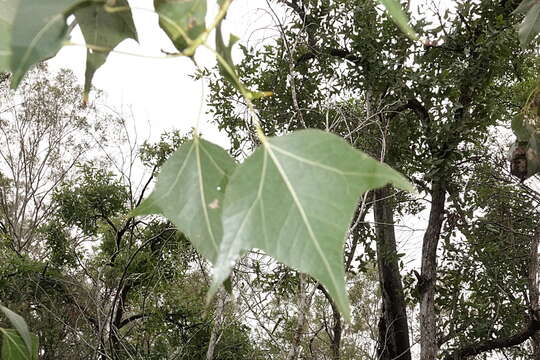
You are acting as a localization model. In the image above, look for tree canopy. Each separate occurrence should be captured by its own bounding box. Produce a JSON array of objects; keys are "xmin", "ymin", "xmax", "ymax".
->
[{"xmin": 2, "ymin": 0, "xmax": 540, "ymax": 359}]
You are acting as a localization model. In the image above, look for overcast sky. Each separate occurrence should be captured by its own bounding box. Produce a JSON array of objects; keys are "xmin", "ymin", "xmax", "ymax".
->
[{"xmin": 48, "ymin": 0, "xmax": 277, "ymax": 148}]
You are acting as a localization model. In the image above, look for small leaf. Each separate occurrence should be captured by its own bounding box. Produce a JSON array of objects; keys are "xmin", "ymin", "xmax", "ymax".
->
[
  {"xmin": 0, "ymin": 329, "xmax": 38, "ymax": 360},
  {"xmin": 517, "ymin": 2, "xmax": 540, "ymax": 46},
  {"xmin": 209, "ymin": 130, "xmax": 414, "ymax": 320},
  {"xmin": 215, "ymin": 21, "xmax": 240, "ymax": 87},
  {"xmin": 377, "ymin": 0, "xmax": 419, "ymax": 41},
  {"xmin": 75, "ymin": 0, "xmax": 138, "ymax": 98},
  {"xmin": 8, "ymin": 0, "xmax": 82, "ymax": 88},
  {"xmin": 154, "ymin": 0, "xmax": 207, "ymax": 54},
  {"xmin": 0, "ymin": 305, "xmax": 32, "ymax": 357},
  {"xmin": 133, "ymin": 137, "xmax": 236, "ymax": 263}
]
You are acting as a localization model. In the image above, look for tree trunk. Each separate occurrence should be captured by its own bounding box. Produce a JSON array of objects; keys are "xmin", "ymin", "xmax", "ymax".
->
[
  {"xmin": 286, "ymin": 274, "xmax": 313, "ymax": 360},
  {"xmin": 317, "ymin": 283, "xmax": 342, "ymax": 360},
  {"xmin": 373, "ymin": 185, "xmax": 412, "ymax": 360},
  {"xmin": 530, "ymin": 225, "xmax": 540, "ymax": 359},
  {"xmin": 206, "ymin": 291, "xmax": 227, "ymax": 360},
  {"xmin": 419, "ymin": 180, "xmax": 446, "ymax": 360}
]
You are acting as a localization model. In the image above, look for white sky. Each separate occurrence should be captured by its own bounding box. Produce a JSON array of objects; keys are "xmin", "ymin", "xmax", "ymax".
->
[{"xmin": 48, "ymin": 0, "xmax": 276, "ymax": 149}]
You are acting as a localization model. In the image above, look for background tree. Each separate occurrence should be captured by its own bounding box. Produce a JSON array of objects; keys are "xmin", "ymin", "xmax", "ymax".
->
[{"xmin": 207, "ymin": 0, "xmax": 540, "ymax": 358}]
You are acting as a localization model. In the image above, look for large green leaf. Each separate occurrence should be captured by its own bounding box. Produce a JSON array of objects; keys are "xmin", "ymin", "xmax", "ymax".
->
[
  {"xmin": 133, "ymin": 137, "xmax": 236, "ymax": 263},
  {"xmin": 154, "ymin": 0, "xmax": 207, "ymax": 54},
  {"xmin": 8, "ymin": 0, "xmax": 82, "ymax": 88},
  {"xmin": 515, "ymin": 0, "xmax": 540, "ymax": 46},
  {"xmin": 75, "ymin": 0, "xmax": 138, "ymax": 97},
  {"xmin": 0, "ymin": 329, "xmax": 38, "ymax": 360},
  {"xmin": 210, "ymin": 130, "xmax": 414, "ymax": 320},
  {"xmin": 0, "ymin": 305, "xmax": 32, "ymax": 357},
  {"xmin": 378, "ymin": 0, "xmax": 419, "ymax": 40}
]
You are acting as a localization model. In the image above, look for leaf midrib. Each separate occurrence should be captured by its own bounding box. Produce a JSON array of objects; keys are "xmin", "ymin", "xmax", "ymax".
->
[
  {"xmin": 264, "ymin": 142, "xmax": 339, "ymax": 292},
  {"xmin": 195, "ymin": 139, "xmax": 218, "ymax": 253}
]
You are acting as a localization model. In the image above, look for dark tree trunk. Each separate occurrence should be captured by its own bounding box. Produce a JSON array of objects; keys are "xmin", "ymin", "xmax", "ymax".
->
[
  {"xmin": 318, "ymin": 283, "xmax": 342, "ymax": 360},
  {"xmin": 530, "ymin": 226, "xmax": 540, "ymax": 359},
  {"xmin": 373, "ymin": 185, "xmax": 412, "ymax": 360},
  {"xmin": 419, "ymin": 179, "xmax": 446, "ymax": 360}
]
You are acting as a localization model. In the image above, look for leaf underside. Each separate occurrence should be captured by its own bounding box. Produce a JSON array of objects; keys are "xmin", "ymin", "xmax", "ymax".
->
[
  {"xmin": 75, "ymin": 0, "xmax": 138, "ymax": 96},
  {"xmin": 154, "ymin": 0, "xmax": 207, "ymax": 53},
  {"xmin": 133, "ymin": 137, "xmax": 236, "ymax": 263},
  {"xmin": 0, "ymin": 305, "xmax": 32, "ymax": 357},
  {"xmin": 210, "ymin": 129, "xmax": 414, "ymax": 321},
  {"xmin": 1, "ymin": 329, "xmax": 38, "ymax": 360},
  {"xmin": 7, "ymin": 0, "xmax": 77, "ymax": 88},
  {"xmin": 517, "ymin": 1, "xmax": 540, "ymax": 47}
]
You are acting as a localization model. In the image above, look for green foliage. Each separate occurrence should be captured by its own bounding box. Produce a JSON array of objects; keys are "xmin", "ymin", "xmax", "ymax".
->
[
  {"xmin": 215, "ymin": 21, "xmax": 241, "ymax": 91},
  {"xmin": 139, "ymin": 130, "xmax": 188, "ymax": 168},
  {"xmin": 39, "ymin": 223, "xmax": 77, "ymax": 268},
  {"xmin": 439, "ymin": 156, "xmax": 539, "ymax": 355},
  {"xmin": 6, "ymin": 0, "xmax": 539, "ymax": 357},
  {"xmin": 54, "ymin": 164, "xmax": 129, "ymax": 235}
]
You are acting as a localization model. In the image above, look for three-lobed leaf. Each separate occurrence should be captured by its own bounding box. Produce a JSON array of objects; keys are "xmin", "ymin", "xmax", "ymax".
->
[
  {"xmin": 133, "ymin": 137, "xmax": 236, "ymax": 263},
  {"xmin": 154, "ymin": 0, "xmax": 207, "ymax": 54},
  {"xmin": 75, "ymin": 0, "xmax": 138, "ymax": 98},
  {"xmin": 209, "ymin": 130, "xmax": 414, "ymax": 320}
]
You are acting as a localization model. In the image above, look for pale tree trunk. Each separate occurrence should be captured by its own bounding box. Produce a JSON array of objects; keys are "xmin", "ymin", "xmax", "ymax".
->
[
  {"xmin": 530, "ymin": 225, "xmax": 540, "ymax": 359},
  {"xmin": 374, "ymin": 186, "xmax": 412, "ymax": 360},
  {"xmin": 286, "ymin": 274, "xmax": 314, "ymax": 360},
  {"xmin": 419, "ymin": 180, "xmax": 446, "ymax": 360},
  {"xmin": 206, "ymin": 291, "xmax": 227, "ymax": 360}
]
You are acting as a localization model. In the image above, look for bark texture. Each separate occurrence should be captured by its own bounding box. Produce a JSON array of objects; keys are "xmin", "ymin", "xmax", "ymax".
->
[
  {"xmin": 419, "ymin": 180, "xmax": 446, "ymax": 360},
  {"xmin": 374, "ymin": 186, "xmax": 412, "ymax": 360},
  {"xmin": 286, "ymin": 274, "xmax": 313, "ymax": 360},
  {"xmin": 530, "ymin": 226, "xmax": 540, "ymax": 359},
  {"xmin": 206, "ymin": 291, "xmax": 227, "ymax": 360}
]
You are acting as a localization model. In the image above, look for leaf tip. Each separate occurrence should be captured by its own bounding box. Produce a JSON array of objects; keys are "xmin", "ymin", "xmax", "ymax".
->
[{"xmin": 130, "ymin": 196, "xmax": 159, "ymax": 217}]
